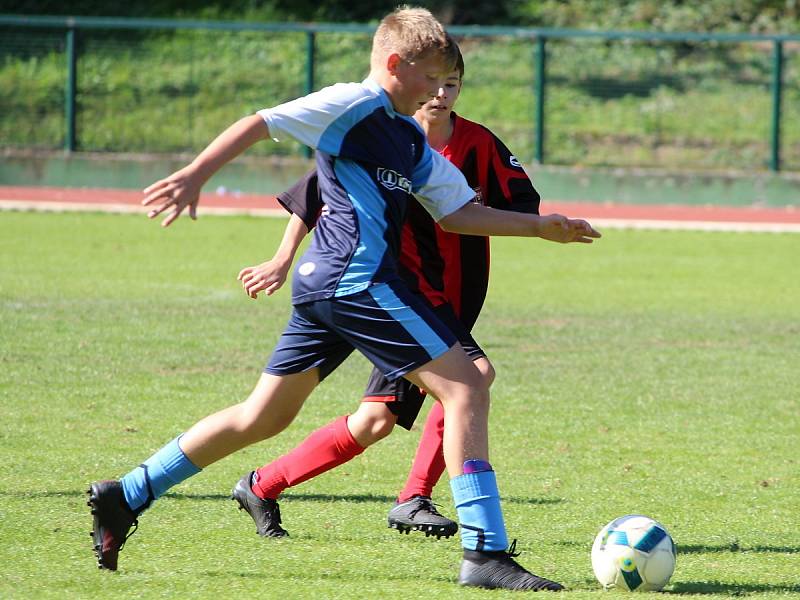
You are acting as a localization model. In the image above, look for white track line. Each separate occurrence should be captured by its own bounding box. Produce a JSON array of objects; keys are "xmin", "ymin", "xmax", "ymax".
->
[
  {"xmin": 0, "ymin": 200, "xmax": 285, "ymax": 218},
  {"xmin": 591, "ymin": 218, "xmax": 800, "ymax": 233}
]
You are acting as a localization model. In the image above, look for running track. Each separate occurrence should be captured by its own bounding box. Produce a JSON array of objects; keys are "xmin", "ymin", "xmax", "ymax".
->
[{"xmin": 2, "ymin": 185, "xmax": 799, "ymax": 233}]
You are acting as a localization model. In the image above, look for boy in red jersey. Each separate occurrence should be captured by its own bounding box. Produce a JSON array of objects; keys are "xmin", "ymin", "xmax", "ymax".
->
[{"xmin": 237, "ymin": 48, "xmax": 553, "ymax": 545}]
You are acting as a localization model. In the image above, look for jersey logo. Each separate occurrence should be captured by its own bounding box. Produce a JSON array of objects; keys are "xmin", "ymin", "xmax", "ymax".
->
[
  {"xmin": 298, "ymin": 262, "xmax": 316, "ymax": 276},
  {"xmin": 376, "ymin": 168, "xmax": 412, "ymax": 194},
  {"xmin": 509, "ymin": 155, "xmax": 522, "ymax": 168}
]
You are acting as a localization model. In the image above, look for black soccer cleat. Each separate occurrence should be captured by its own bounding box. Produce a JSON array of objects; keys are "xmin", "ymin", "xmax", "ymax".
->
[
  {"xmin": 458, "ymin": 540, "xmax": 564, "ymax": 591},
  {"xmin": 231, "ymin": 472, "xmax": 288, "ymax": 538},
  {"xmin": 387, "ymin": 495, "xmax": 458, "ymax": 539},
  {"xmin": 86, "ymin": 480, "xmax": 139, "ymax": 571}
]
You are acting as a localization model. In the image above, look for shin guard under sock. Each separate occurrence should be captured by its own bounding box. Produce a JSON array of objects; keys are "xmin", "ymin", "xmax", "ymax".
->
[
  {"xmin": 252, "ymin": 415, "xmax": 365, "ymax": 499},
  {"xmin": 450, "ymin": 463, "xmax": 509, "ymax": 552},
  {"xmin": 120, "ymin": 435, "xmax": 201, "ymax": 513}
]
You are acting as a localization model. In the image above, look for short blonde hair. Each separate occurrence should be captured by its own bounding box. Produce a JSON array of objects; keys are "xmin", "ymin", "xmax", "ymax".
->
[{"xmin": 371, "ymin": 6, "xmax": 459, "ymax": 71}]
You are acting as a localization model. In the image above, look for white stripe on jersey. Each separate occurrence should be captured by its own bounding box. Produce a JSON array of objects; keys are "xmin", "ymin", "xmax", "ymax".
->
[{"xmin": 413, "ymin": 150, "xmax": 475, "ymax": 222}]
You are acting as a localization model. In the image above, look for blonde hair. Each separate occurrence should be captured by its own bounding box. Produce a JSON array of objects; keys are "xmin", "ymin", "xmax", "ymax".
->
[{"xmin": 371, "ymin": 6, "xmax": 458, "ymax": 71}]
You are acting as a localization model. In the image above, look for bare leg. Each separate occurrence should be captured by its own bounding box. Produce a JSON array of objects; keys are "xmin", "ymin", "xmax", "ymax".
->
[
  {"xmin": 405, "ymin": 344, "xmax": 489, "ymax": 478},
  {"xmin": 398, "ymin": 356, "xmax": 495, "ymax": 499},
  {"xmin": 347, "ymin": 401, "xmax": 398, "ymax": 447},
  {"xmin": 180, "ymin": 370, "xmax": 319, "ymax": 467}
]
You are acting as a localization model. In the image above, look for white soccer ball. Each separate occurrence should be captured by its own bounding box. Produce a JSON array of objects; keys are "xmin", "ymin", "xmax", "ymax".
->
[{"xmin": 591, "ymin": 515, "xmax": 676, "ymax": 591}]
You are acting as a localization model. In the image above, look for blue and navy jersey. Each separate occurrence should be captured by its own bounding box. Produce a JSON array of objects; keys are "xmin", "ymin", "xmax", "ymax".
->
[{"xmin": 259, "ymin": 79, "xmax": 474, "ymax": 304}]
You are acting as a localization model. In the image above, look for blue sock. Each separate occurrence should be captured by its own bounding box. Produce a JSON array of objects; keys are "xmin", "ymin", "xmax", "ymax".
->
[
  {"xmin": 120, "ymin": 436, "xmax": 201, "ymax": 513},
  {"xmin": 450, "ymin": 463, "xmax": 509, "ymax": 552}
]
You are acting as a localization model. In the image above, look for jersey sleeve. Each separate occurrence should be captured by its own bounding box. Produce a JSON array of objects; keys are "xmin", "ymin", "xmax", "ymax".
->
[
  {"xmin": 485, "ymin": 131, "xmax": 540, "ymax": 215},
  {"xmin": 258, "ymin": 82, "xmax": 379, "ymax": 156},
  {"xmin": 276, "ymin": 170, "xmax": 323, "ymax": 231},
  {"xmin": 411, "ymin": 148, "xmax": 474, "ymax": 222}
]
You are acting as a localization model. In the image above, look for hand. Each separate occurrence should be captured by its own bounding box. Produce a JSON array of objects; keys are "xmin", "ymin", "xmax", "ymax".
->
[
  {"xmin": 538, "ymin": 214, "xmax": 601, "ymax": 244},
  {"xmin": 238, "ymin": 258, "xmax": 292, "ymax": 299},
  {"xmin": 142, "ymin": 166, "xmax": 202, "ymax": 227}
]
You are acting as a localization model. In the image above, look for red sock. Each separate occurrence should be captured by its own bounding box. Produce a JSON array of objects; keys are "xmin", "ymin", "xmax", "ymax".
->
[
  {"xmin": 252, "ymin": 415, "xmax": 365, "ymax": 499},
  {"xmin": 397, "ymin": 400, "xmax": 446, "ymax": 502}
]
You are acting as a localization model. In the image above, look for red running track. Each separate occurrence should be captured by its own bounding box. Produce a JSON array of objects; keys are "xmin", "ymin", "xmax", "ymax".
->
[{"xmin": 1, "ymin": 185, "xmax": 798, "ymax": 232}]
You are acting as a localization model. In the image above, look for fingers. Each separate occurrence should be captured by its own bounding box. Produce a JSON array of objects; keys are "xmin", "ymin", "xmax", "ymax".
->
[
  {"xmin": 142, "ymin": 173, "xmax": 200, "ymax": 227},
  {"xmin": 142, "ymin": 183, "xmax": 179, "ymax": 221},
  {"xmin": 567, "ymin": 219, "xmax": 602, "ymax": 240},
  {"xmin": 143, "ymin": 193, "xmax": 196, "ymax": 227},
  {"xmin": 239, "ymin": 267, "xmax": 283, "ymax": 300},
  {"xmin": 264, "ymin": 280, "xmax": 284, "ymax": 295},
  {"xmin": 141, "ymin": 179, "xmax": 174, "ymax": 207},
  {"xmin": 142, "ymin": 178, "xmax": 170, "ymax": 199},
  {"xmin": 161, "ymin": 206, "xmax": 184, "ymax": 228}
]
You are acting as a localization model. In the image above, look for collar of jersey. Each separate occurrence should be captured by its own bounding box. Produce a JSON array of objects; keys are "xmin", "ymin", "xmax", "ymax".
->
[{"xmin": 363, "ymin": 78, "xmax": 397, "ymax": 119}]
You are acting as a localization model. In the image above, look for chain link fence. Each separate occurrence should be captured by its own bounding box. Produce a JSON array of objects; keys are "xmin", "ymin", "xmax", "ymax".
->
[{"xmin": 1, "ymin": 16, "xmax": 797, "ymax": 172}]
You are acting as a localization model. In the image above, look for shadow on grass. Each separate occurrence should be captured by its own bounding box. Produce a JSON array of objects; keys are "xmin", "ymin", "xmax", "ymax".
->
[
  {"xmin": 171, "ymin": 492, "xmax": 563, "ymax": 505},
  {"xmin": 555, "ymin": 540, "xmax": 800, "ymax": 555},
  {"xmin": 670, "ymin": 581, "xmax": 800, "ymax": 594},
  {"xmin": 677, "ymin": 543, "xmax": 800, "ymax": 554},
  {"xmin": 197, "ymin": 569, "xmax": 455, "ymax": 584},
  {"xmin": 9, "ymin": 489, "xmax": 563, "ymax": 507}
]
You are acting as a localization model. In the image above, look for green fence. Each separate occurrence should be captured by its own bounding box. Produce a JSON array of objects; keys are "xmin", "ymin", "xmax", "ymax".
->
[{"xmin": 1, "ymin": 15, "xmax": 798, "ymax": 172}]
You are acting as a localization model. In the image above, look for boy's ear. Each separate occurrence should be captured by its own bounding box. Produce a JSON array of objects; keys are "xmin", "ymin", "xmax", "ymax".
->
[{"xmin": 386, "ymin": 53, "xmax": 403, "ymax": 76}]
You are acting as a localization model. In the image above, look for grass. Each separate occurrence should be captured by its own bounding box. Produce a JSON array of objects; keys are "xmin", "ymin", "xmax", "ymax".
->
[{"xmin": 0, "ymin": 211, "xmax": 799, "ymax": 598}]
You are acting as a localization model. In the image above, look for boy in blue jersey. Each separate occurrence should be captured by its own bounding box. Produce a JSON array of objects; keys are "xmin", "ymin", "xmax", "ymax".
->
[{"xmin": 87, "ymin": 7, "xmax": 599, "ymax": 590}]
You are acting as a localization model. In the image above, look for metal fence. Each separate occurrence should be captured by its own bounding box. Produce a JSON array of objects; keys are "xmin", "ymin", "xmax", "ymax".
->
[{"xmin": 1, "ymin": 15, "xmax": 798, "ymax": 172}]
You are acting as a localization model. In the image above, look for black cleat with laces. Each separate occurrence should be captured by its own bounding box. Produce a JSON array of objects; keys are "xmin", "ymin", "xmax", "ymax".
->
[
  {"xmin": 231, "ymin": 472, "xmax": 288, "ymax": 538},
  {"xmin": 387, "ymin": 495, "xmax": 458, "ymax": 539},
  {"xmin": 86, "ymin": 480, "xmax": 139, "ymax": 571},
  {"xmin": 459, "ymin": 540, "xmax": 564, "ymax": 591}
]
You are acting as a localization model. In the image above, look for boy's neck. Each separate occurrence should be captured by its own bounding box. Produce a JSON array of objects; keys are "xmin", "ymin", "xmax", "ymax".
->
[
  {"xmin": 369, "ymin": 69, "xmax": 410, "ymax": 117},
  {"xmin": 418, "ymin": 113, "xmax": 454, "ymax": 152}
]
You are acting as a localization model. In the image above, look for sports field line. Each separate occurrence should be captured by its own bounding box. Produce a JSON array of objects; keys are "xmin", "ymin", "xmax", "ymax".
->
[
  {"xmin": 586, "ymin": 219, "xmax": 800, "ymax": 233},
  {"xmin": 1, "ymin": 185, "xmax": 799, "ymax": 233}
]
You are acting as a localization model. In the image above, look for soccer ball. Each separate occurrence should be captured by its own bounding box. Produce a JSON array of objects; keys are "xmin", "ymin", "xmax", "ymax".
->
[{"xmin": 591, "ymin": 515, "xmax": 676, "ymax": 591}]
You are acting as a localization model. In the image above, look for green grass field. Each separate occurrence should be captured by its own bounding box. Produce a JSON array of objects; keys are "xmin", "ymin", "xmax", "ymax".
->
[{"xmin": 1, "ymin": 211, "xmax": 798, "ymax": 598}]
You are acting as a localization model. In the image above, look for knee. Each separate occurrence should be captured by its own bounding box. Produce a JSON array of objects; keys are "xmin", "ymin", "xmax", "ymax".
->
[
  {"xmin": 471, "ymin": 356, "xmax": 496, "ymax": 390},
  {"xmin": 349, "ymin": 405, "xmax": 397, "ymax": 447},
  {"xmin": 456, "ymin": 376, "xmax": 492, "ymax": 413},
  {"xmin": 366, "ymin": 414, "xmax": 396, "ymax": 443},
  {"xmin": 479, "ymin": 363, "xmax": 496, "ymax": 389}
]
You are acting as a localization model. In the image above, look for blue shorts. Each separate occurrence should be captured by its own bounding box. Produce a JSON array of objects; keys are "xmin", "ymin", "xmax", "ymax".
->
[
  {"xmin": 265, "ymin": 281, "xmax": 458, "ymax": 381},
  {"xmin": 362, "ymin": 302, "xmax": 486, "ymax": 430}
]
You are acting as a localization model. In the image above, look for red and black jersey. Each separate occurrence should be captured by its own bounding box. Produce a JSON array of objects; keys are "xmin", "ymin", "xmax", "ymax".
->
[
  {"xmin": 277, "ymin": 112, "xmax": 539, "ymax": 331},
  {"xmin": 399, "ymin": 113, "xmax": 539, "ymax": 330}
]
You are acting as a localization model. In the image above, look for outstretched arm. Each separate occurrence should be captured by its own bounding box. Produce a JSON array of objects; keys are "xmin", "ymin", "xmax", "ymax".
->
[
  {"xmin": 238, "ymin": 213, "xmax": 309, "ymax": 299},
  {"xmin": 142, "ymin": 114, "xmax": 270, "ymax": 227},
  {"xmin": 438, "ymin": 201, "xmax": 601, "ymax": 243}
]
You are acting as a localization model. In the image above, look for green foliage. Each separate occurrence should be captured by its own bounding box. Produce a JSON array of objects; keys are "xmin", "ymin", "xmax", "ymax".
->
[
  {"xmin": 1, "ymin": 10, "xmax": 799, "ymax": 169},
  {"xmin": 4, "ymin": 0, "xmax": 800, "ymax": 31},
  {"xmin": 514, "ymin": 0, "xmax": 800, "ymax": 34},
  {"xmin": 1, "ymin": 211, "xmax": 799, "ymax": 597}
]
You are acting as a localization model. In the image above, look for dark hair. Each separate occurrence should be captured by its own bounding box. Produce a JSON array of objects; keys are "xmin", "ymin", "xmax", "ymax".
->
[{"xmin": 454, "ymin": 40, "xmax": 464, "ymax": 79}]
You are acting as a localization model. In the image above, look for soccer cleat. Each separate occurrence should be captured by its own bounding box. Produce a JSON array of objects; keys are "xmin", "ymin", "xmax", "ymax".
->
[
  {"xmin": 458, "ymin": 540, "xmax": 564, "ymax": 591},
  {"xmin": 231, "ymin": 472, "xmax": 288, "ymax": 538},
  {"xmin": 86, "ymin": 480, "xmax": 139, "ymax": 571},
  {"xmin": 387, "ymin": 495, "xmax": 458, "ymax": 539}
]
